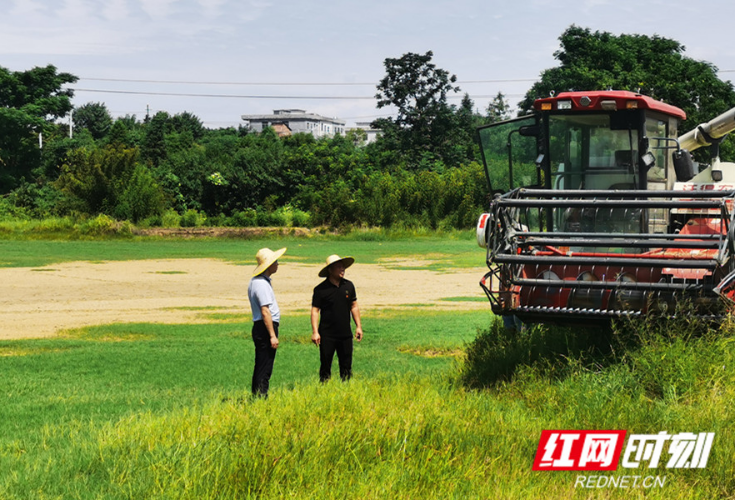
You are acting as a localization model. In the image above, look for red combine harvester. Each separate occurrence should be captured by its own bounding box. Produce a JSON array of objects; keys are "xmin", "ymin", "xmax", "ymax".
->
[{"xmin": 476, "ymin": 91, "xmax": 735, "ymax": 325}]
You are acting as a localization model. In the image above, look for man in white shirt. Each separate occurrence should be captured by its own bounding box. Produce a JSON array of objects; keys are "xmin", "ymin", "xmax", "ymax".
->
[{"xmin": 248, "ymin": 247, "xmax": 286, "ymax": 397}]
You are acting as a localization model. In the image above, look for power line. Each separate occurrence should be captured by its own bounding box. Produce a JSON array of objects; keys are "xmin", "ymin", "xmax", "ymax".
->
[
  {"xmin": 73, "ymin": 88, "xmax": 376, "ymax": 99},
  {"xmin": 81, "ymin": 77, "xmax": 375, "ymax": 86},
  {"xmin": 78, "ymin": 77, "xmax": 539, "ymax": 86},
  {"xmin": 72, "ymin": 88, "xmax": 525, "ymax": 100},
  {"xmin": 77, "ymin": 70, "xmax": 735, "ymax": 87}
]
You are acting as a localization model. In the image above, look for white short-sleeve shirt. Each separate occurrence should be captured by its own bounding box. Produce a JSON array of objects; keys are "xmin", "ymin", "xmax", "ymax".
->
[{"xmin": 248, "ymin": 275, "xmax": 280, "ymax": 323}]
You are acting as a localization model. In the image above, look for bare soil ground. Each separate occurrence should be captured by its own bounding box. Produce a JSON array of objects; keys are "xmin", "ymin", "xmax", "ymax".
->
[{"xmin": 0, "ymin": 259, "xmax": 489, "ymax": 339}]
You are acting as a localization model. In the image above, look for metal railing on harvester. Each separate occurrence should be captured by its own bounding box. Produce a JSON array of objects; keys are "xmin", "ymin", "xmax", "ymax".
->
[{"xmin": 480, "ymin": 188, "xmax": 735, "ymax": 321}]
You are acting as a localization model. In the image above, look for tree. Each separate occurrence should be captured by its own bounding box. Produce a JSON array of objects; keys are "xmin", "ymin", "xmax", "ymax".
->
[
  {"xmin": 115, "ymin": 164, "xmax": 166, "ymax": 222},
  {"xmin": 142, "ymin": 111, "xmax": 171, "ymax": 167},
  {"xmin": 374, "ymin": 51, "xmax": 461, "ymax": 167},
  {"xmin": 486, "ymin": 92, "xmax": 512, "ymax": 123},
  {"xmin": 170, "ymin": 112, "xmax": 204, "ymax": 140},
  {"xmin": 56, "ymin": 144, "xmax": 139, "ymax": 214},
  {"xmin": 0, "ymin": 65, "xmax": 77, "ymax": 191},
  {"xmin": 519, "ymin": 26, "xmax": 735, "ymax": 133},
  {"xmin": 73, "ymin": 102, "xmax": 113, "ymax": 140}
]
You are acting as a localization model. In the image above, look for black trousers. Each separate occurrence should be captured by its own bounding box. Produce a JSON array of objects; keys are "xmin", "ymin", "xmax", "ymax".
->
[
  {"xmin": 319, "ymin": 336, "xmax": 353, "ymax": 382},
  {"xmin": 251, "ymin": 320, "xmax": 279, "ymax": 397}
]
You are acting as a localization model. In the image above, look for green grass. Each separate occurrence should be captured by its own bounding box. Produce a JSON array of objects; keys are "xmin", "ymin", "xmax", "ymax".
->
[
  {"xmin": 0, "ymin": 236, "xmax": 733, "ymax": 498},
  {"xmin": 0, "ymin": 235, "xmax": 479, "ymax": 269},
  {"xmin": 1, "ymin": 310, "xmax": 733, "ymax": 498},
  {"xmin": 441, "ymin": 296, "xmax": 487, "ymax": 302}
]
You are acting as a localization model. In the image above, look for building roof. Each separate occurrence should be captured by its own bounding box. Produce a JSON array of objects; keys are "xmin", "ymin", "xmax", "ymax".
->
[
  {"xmin": 354, "ymin": 121, "xmax": 380, "ymax": 130},
  {"xmin": 241, "ymin": 109, "xmax": 345, "ymax": 125}
]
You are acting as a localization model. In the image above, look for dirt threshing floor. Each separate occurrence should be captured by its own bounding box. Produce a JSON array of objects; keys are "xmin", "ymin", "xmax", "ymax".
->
[{"xmin": 0, "ymin": 259, "xmax": 489, "ymax": 340}]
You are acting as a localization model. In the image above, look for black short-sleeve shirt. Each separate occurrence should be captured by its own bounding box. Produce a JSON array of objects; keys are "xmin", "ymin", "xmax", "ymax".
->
[{"xmin": 311, "ymin": 278, "xmax": 357, "ymax": 339}]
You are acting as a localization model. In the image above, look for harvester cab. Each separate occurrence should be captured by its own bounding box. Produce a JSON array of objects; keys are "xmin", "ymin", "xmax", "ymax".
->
[{"xmin": 477, "ymin": 91, "xmax": 735, "ymax": 325}]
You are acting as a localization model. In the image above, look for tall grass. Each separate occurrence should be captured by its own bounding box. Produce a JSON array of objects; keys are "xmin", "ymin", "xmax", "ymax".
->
[
  {"xmin": 3, "ymin": 366, "xmax": 731, "ymax": 498},
  {"xmin": 456, "ymin": 313, "xmax": 735, "ymax": 498},
  {"xmin": 0, "ymin": 214, "xmax": 137, "ymax": 239},
  {"xmin": 1, "ymin": 309, "xmax": 733, "ymax": 497}
]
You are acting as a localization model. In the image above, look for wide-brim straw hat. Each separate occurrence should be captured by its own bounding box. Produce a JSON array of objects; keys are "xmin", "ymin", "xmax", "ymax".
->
[
  {"xmin": 252, "ymin": 247, "xmax": 287, "ymax": 276},
  {"xmin": 319, "ymin": 254, "xmax": 355, "ymax": 278}
]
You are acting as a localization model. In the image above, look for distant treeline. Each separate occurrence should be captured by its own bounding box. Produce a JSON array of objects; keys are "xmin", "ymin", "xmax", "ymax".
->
[
  {"xmin": 0, "ymin": 54, "xmax": 512, "ymax": 230},
  {"xmin": 1, "ymin": 107, "xmax": 491, "ymax": 230},
  {"xmin": 12, "ymin": 24, "xmax": 726, "ymax": 231}
]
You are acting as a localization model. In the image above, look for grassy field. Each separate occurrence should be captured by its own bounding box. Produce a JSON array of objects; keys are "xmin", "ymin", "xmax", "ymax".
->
[
  {"xmin": 0, "ymin": 237, "xmax": 733, "ymax": 499},
  {"xmin": 0, "ymin": 231, "xmax": 479, "ymax": 269}
]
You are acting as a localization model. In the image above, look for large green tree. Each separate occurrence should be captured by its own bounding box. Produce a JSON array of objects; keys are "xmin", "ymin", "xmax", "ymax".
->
[
  {"xmin": 520, "ymin": 26, "xmax": 735, "ymax": 137},
  {"xmin": 373, "ymin": 51, "xmax": 463, "ymax": 168},
  {"xmin": 0, "ymin": 65, "xmax": 77, "ymax": 191},
  {"xmin": 73, "ymin": 102, "xmax": 113, "ymax": 141}
]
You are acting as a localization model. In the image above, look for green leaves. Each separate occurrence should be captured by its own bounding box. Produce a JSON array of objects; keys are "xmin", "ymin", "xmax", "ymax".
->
[
  {"xmin": 374, "ymin": 51, "xmax": 470, "ymax": 169},
  {"xmin": 0, "ymin": 65, "xmax": 78, "ymax": 190},
  {"xmin": 519, "ymin": 25, "xmax": 735, "ymax": 162},
  {"xmin": 522, "ymin": 26, "xmax": 735, "ymax": 125},
  {"xmin": 73, "ymin": 102, "xmax": 113, "ymax": 141}
]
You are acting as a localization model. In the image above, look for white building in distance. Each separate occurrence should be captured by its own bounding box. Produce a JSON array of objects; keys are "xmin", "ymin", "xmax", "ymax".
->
[
  {"xmin": 351, "ymin": 121, "xmax": 381, "ymax": 145},
  {"xmin": 241, "ymin": 109, "xmax": 346, "ymax": 138}
]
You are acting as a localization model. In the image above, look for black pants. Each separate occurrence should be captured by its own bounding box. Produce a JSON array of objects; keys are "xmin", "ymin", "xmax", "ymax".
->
[
  {"xmin": 319, "ymin": 337, "xmax": 353, "ymax": 382},
  {"xmin": 251, "ymin": 320, "xmax": 278, "ymax": 397}
]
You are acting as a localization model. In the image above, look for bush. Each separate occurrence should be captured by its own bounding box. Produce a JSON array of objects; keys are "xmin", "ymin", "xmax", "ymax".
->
[
  {"xmin": 0, "ymin": 196, "xmax": 30, "ymax": 220},
  {"xmin": 180, "ymin": 209, "xmax": 206, "ymax": 227},
  {"xmin": 291, "ymin": 208, "xmax": 311, "ymax": 227},
  {"xmin": 229, "ymin": 208, "xmax": 257, "ymax": 227},
  {"xmin": 78, "ymin": 214, "xmax": 133, "ymax": 237},
  {"xmin": 257, "ymin": 208, "xmax": 287, "ymax": 227},
  {"xmin": 161, "ymin": 209, "xmax": 181, "ymax": 227},
  {"xmin": 114, "ymin": 165, "xmax": 166, "ymax": 223},
  {"xmin": 78, "ymin": 214, "xmax": 118, "ymax": 235},
  {"xmin": 139, "ymin": 215, "xmax": 162, "ymax": 228},
  {"xmin": 6, "ymin": 182, "xmax": 67, "ymax": 219}
]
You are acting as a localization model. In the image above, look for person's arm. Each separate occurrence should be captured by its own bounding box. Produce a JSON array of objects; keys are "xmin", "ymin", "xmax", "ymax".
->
[
  {"xmin": 310, "ymin": 306, "xmax": 321, "ymax": 346},
  {"xmin": 351, "ymin": 300, "xmax": 362, "ymax": 341},
  {"xmin": 261, "ymin": 305, "xmax": 279, "ymax": 349}
]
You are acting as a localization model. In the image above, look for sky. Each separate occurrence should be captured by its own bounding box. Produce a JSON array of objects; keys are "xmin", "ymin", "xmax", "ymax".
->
[{"xmin": 3, "ymin": 0, "xmax": 735, "ymax": 129}]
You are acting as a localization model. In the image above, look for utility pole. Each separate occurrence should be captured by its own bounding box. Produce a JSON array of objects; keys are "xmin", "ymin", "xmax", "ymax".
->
[{"xmin": 69, "ymin": 109, "xmax": 73, "ymax": 138}]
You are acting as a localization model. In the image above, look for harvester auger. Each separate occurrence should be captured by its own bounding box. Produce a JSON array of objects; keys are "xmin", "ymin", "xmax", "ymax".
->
[{"xmin": 476, "ymin": 91, "xmax": 735, "ymax": 325}]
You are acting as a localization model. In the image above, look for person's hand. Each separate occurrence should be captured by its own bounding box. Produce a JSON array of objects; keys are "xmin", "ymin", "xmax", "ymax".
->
[
  {"xmin": 355, "ymin": 327, "xmax": 363, "ymax": 342},
  {"xmin": 270, "ymin": 335, "xmax": 279, "ymax": 349},
  {"xmin": 311, "ymin": 332, "xmax": 321, "ymax": 346}
]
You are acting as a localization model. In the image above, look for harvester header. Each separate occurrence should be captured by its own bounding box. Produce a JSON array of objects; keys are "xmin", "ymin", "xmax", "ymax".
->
[{"xmin": 476, "ymin": 90, "xmax": 735, "ymax": 325}]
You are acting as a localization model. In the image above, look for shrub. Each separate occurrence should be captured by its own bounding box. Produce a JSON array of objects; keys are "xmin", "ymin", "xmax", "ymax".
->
[
  {"xmin": 257, "ymin": 208, "xmax": 287, "ymax": 227},
  {"xmin": 180, "ymin": 209, "xmax": 206, "ymax": 227},
  {"xmin": 161, "ymin": 209, "xmax": 181, "ymax": 228},
  {"xmin": 291, "ymin": 208, "xmax": 311, "ymax": 227},
  {"xmin": 77, "ymin": 214, "xmax": 132, "ymax": 237},
  {"xmin": 139, "ymin": 215, "xmax": 162, "ymax": 228},
  {"xmin": 0, "ymin": 196, "xmax": 30, "ymax": 220},
  {"xmin": 229, "ymin": 208, "xmax": 257, "ymax": 227},
  {"xmin": 114, "ymin": 165, "xmax": 166, "ymax": 223}
]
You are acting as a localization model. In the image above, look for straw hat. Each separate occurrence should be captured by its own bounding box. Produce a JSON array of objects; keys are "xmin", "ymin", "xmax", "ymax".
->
[
  {"xmin": 319, "ymin": 254, "xmax": 355, "ymax": 278},
  {"xmin": 252, "ymin": 247, "xmax": 287, "ymax": 276}
]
